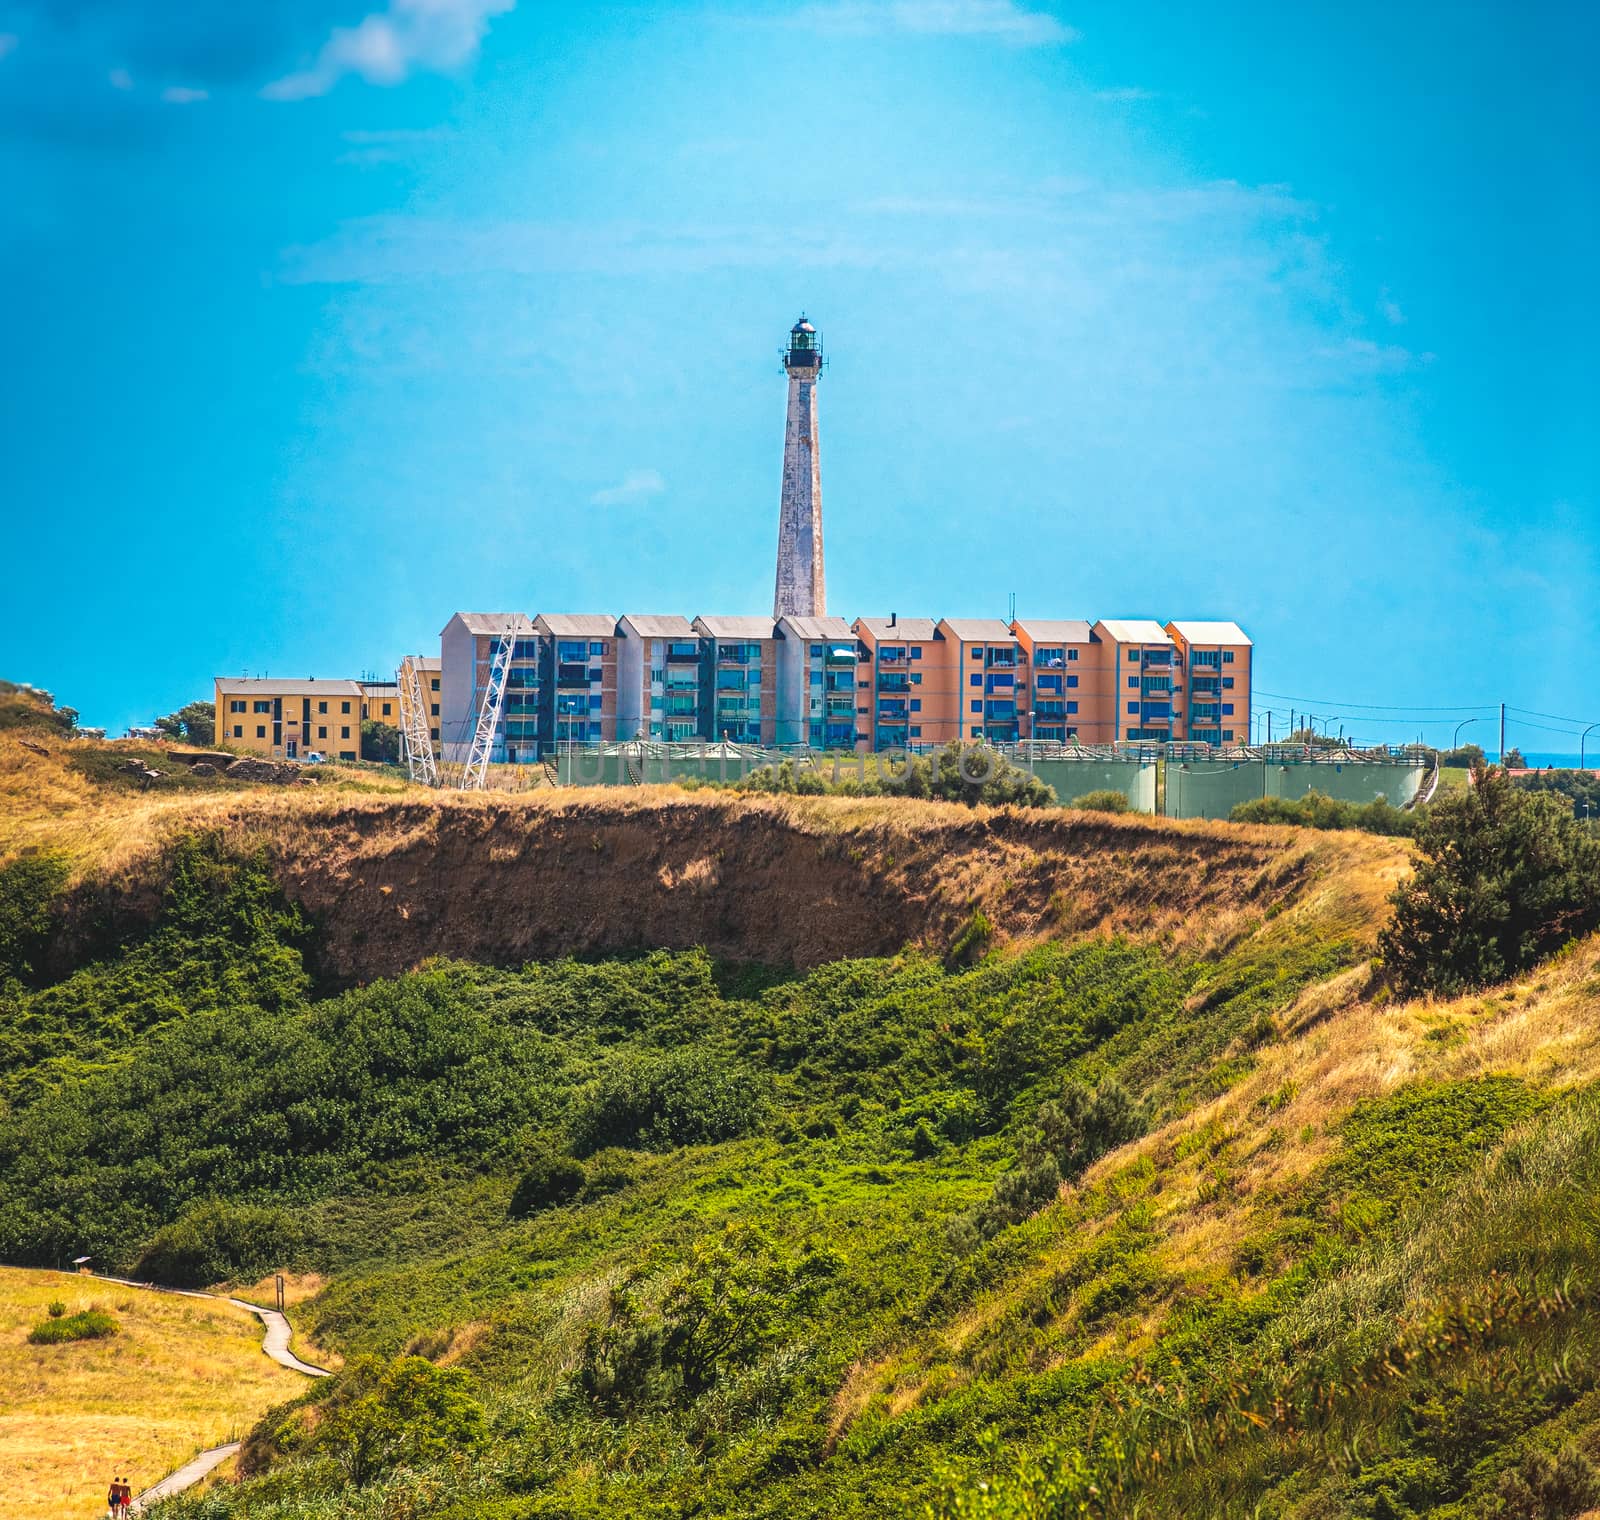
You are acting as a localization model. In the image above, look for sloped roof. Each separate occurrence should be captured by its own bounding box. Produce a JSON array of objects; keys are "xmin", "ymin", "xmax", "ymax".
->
[
  {"xmin": 777, "ymin": 615, "xmax": 855, "ymax": 640},
  {"xmin": 442, "ymin": 612, "xmax": 536, "ymax": 637},
  {"xmin": 535, "ymin": 613, "xmax": 618, "ymax": 638},
  {"xmin": 1095, "ymin": 618, "xmax": 1173, "ymax": 645},
  {"xmin": 939, "ymin": 617, "xmax": 1015, "ymax": 643},
  {"xmin": 693, "ymin": 615, "xmax": 776, "ymax": 639},
  {"xmin": 1166, "ymin": 620, "xmax": 1252, "ymax": 646},
  {"xmin": 215, "ymin": 677, "xmax": 362, "ymax": 696},
  {"xmin": 1011, "ymin": 618, "xmax": 1093, "ymax": 644},
  {"xmin": 853, "ymin": 616, "xmax": 938, "ymax": 642},
  {"xmin": 618, "ymin": 613, "xmax": 695, "ymax": 639}
]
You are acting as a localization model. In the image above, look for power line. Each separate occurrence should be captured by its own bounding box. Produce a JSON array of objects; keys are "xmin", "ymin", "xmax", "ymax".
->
[{"xmin": 1254, "ymin": 688, "xmax": 1496, "ymax": 713}]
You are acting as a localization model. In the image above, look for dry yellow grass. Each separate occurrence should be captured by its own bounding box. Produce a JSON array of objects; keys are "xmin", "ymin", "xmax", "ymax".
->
[{"xmin": 0, "ymin": 1268, "xmax": 304, "ymax": 1519}]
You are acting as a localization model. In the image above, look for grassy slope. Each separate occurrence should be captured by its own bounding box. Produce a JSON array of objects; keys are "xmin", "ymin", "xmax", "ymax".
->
[
  {"xmin": 13, "ymin": 721, "xmax": 1600, "ymax": 1515},
  {"xmin": 0, "ymin": 1267, "xmax": 303, "ymax": 1519}
]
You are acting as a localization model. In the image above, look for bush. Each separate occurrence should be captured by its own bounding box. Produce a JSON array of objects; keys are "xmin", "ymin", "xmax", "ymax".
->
[
  {"xmin": 1071, "ymin": 790, "xmax": 1130, "ymax": 814},
  {"xmin": 1379, "ymin": 765, "xmax": 1600, "ymax": 995},
  {"xmin": 953, "ymin": 1077, "xmax": 1146, "ymax": 1246},
  {"xmin": 311, "ymin": 1355, "xmax": 488, "ymax": 1485},
  {"xmin": 570, "ymin": 1048, "xmax": 769, "ymax": 1155},
  {"xmin": 135, "ymin": 1198, "xmax": 302, "ymax": 1288},
  {"xmin": 1495, "ymin": 1442, "xmax": 1600, "ymax": 1519},
  {"xmin": 509, "ymin": 1149, "xmax": 586, "ymax": 1217},
  {"xmin": 47, "ymin": 1299, "xmax": 65, "ymax": 1318},
  {"xmin": 1230, "ymin": 789, "xmax": 1418, "ymax": 837},
  {"xmin": 29, "ymin": 1307, "xmax": 118, "ymax": 1344}
]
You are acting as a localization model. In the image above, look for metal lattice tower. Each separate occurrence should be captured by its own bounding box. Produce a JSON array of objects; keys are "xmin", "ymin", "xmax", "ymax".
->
[
  {"xmin": 396, "ymin": 655, "xmax": 439, "ymax": 787},
  {"xmin": 773, "ymin": 315, "xmax": 826, "ymax": 619},
  {"xmin": 460, "ymin": 619, "xmax": 518, "ymax": 792}
]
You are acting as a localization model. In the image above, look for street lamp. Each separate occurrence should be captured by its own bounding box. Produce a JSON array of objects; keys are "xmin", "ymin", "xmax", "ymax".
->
[
  {"xmin": 1582, "ymin": 721, "xmax": 1599, "ymax": 771},
  {"xmin": 1452, "ymin": 717, "xmax": 1477, "ymax": 754}
]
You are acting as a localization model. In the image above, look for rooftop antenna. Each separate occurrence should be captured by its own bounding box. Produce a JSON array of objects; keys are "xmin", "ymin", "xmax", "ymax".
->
[{"xmin": 1008, "ymin": 591, "xmax": 1016, "ymax": 623}]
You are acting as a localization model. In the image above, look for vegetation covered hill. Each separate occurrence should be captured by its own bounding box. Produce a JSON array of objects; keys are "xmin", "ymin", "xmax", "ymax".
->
[{"xmin": 3, "ymin": 725, "xmax": 1600, "ymax": 1517}]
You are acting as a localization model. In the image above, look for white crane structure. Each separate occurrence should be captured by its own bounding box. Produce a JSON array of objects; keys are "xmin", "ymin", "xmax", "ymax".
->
[
  {"xmin": 459, "ymin": 618, "xmax": 519, "ymax": 791},
  {"xmin": 396, "ymin": 654, "xmax": 439, "ymax": 787}
]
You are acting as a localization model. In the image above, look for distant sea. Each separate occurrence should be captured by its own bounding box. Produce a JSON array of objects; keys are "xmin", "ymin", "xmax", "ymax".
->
[{"xmin": 1514, "ymin": 753, "xmax": 1594, "ymax": 770}]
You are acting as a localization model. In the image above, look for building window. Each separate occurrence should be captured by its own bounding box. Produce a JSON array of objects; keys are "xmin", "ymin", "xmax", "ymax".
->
[
  {"xmin": 1068, "ymin": 649, "xmax": 1079, "ymax": 661},
  {"xmin": 318, "ymin": 726, "xmax": 327, "ymax": 739},
  {"xmin": 341, "ymin": 701, "xmax": 351, "ymax": 713},
  {"xmin": 1127, "ymin": 702, "xmax": 1138, "ymax": 714},
  {"xmin": 256, "ymin": 725, "xmax": 266, "ymax": 738},
  {"xmin": 1223, "ymin": 677, "xmax": 1234, "ymax": 689},
  {"xmin": 254, "ymin": 700, "xmax": 272, "ymax": 713},
  {"xmin": 1222, "ymin": 704, "xmax": 1234, "ymax": 715},
  {"xmin": 590, "ymin": 641, "xmax": 606, "ymax": 656},
  {"xmin": 382, "ymin": 703, "xmax": 392, "ymax": 717},
  {"xmin": 911, "ymin": 647, "xmax": 922, "ymax": 659},
  {"xmin": 909, "ymin": 725, "xmax": 921, "ymax": 738},
  {"xmin": 910, "ymin": 699, "xmax": 921, "ymax": 712},
  {"xmin": 970, "ymin": 673, "xmax": 982, "ymax": 687},
  {"xmin": 910, "ymin": 672, "xmax": 921, "ymax": 684},
  {"xmin": 1067, "ymin": 675, "xmax": 1078, "ymax": 688},
  {"xmin": 1128, "ymin": 676, "xmax": 1139, "ymax": 689},
  {"xmin": 1066, "ymin": 701, "xmax": 1078, "ymax": 714},
  {"xmin": 318, "ymin": 701, "xmax": 327, "ymax": 713},
  {"xmin": 431, "ymin": 678, "xmax": 440, "ymax": 691},
  {"xmin": 971, "ymin": 700, "xmax": 982, "ymax": 714},
  {"xmin": 1127, "ymin": 650, "xmax": 1140, "ymax": 663},
  {"xmin": 1223, "ymin": 651, "xmax": 1235, "ymax": 663},
  {"xmin": 431, "ymin": 703, "xmax": 439, "ymax": 716},
  {"xmin": 341, "ymin": 726, "xmax": 350, "ymax": 739},
  {"xmin": 229, "ymin": 700, "xmax": 245, "ymax": 713},
  {"xmin": 233, "ymin": 725, "xmax": 242, "ymax": 738},
  {"xmin": 1223, "ymin": 729, "xmax": 1235, "ymax": 741},
  {"xmin": 970, "ymin": 648, "xmax": 982, "ymax": 660},
  {"xmin": 970, "ymin": 726, "xmax": 982, "ymax": 737}
]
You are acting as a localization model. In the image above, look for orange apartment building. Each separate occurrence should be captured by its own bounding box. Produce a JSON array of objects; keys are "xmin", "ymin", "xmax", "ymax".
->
[
  {"xmin": 1165, "ymin": 620, "xmax": 1251, "ymax": 744},
  {"xmin": 850, "ymin": 616, "xmax": 1253, "ymax": 750}
]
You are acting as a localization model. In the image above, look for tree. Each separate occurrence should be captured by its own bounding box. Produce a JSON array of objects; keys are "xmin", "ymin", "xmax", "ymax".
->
[
  {"xmin": 360, "ymin": 719, "xmax": 400, "ymax": 763},
  {"xmin": 1440, "ymin": 742, "xmax": 1486, "ymax": 768},
  {"xmin": 1503, "ymin": 746, "xmax": 1527, "ymax": 769},
  {"xmin": 155, "ymin": 700, "xmax": 214, "ymax": 746},
  {"xmin": 1378, "ymin": 764, "xmax": 1600, "ymax": 996}
]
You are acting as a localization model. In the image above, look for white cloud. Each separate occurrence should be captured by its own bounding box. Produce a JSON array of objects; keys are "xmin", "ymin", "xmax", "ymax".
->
[
  {"xmin": 1379, "ymin": 290, "xmax": 1406, "ymax": 325},
  {"xmin": 0, "ymin": 33, "xmax": 18, "ymax": 61},
  {"xmin": 161, "ymin": 85, "xmax": 209, "ymax": 104},
  {"xmin": 263, "ymin": 0, "xmax": 514, "ymax": 102},
  {"xmin": 1094, "ymin": 86, "xmax": 1154, "ymax": 102},
  {"xmin": 108, "ymin": 66, "xmax": 134, "ymax": 90},
  {"xmin": 790, "ymin": 0, "xmax": 1075, "ymax": 46},
  {"xmin": 590, "ymin": 469, "xmax": 666, "ymax": 507}
]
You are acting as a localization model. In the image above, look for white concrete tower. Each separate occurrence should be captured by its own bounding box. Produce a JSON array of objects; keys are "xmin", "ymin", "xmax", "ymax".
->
[{"xmin": 773, "ymin": 315, "xmax": 826, "ymax": 618}]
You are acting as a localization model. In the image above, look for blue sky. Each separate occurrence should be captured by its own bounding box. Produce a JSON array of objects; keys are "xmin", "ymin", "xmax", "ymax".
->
[{"xmin": 1, "ymin": 0, "xmax": 1595, "ymax": 753}]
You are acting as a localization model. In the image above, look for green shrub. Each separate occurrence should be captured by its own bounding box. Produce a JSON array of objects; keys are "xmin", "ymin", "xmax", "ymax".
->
[
  {"xmin": 46, "ymin": 1299, "xmax": 65, "ymax": 1318},
  {"xmin": 1071, "ymin": 789, "xmax": 1131, "ymax": 814},
  {"xmin": 1495, "ymin": 1442, "xmax": 1600, "ymax": 1519},
  {"xmin": 309, "ymin": 1356, "xmax": 488, "ymax": 1485},
  {"xmin": 946, "ymin": 908, "xmax": 994, "ymax": 969},
  {"xmin": 1231, "ymin": 789, "xmax": 1418, "ymax": 837},
  {"xmin": 1379, "ymin": 766, "xmax": 1600, "ymax": 995},
  {"xmin": 135, "ymin": 1198, "xmax": 302, "ymax": 1288},
  {"xmin": 28, "ymin": 1307, "xmax": 118, "ymax": 1344},
  {"xmin": 509, "ymin": 1149, "xmax": 585, "ymax": 1217},
  {"xmin": 0, "ymin": 852, "xmax": 69, "ymax": 983},
  {"xmin": 570, "ymin": 1048, "xmax": 768, "ymax": 1155}
]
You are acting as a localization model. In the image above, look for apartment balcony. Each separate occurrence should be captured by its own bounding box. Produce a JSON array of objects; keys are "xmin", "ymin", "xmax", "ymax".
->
[
  {"xmin": 1034, "ymin": 700, "xmax": 1067, "ymax": 719},
  {"xmin": 1190, "ymin": 677, "xmax": 1221, "ymax": 695},
  {"xmin": 555, "ymin": 663, "xmax": 592, "ymax": 687},
  {"xmin": 985, "ymin": 675, "xmax": 1015, "ymax": 693},
  {"xmin": 824, "ymin": 647, "xmax": 856, "ymax": 666},
  {"xmin": 877, "ymin": 672, "xmax": 911, "ymax": 693},
  {"xmin": 1034, "ymin": 652, "xmax": 1066, "ymax": 670},
  {"xmin": 877, "ymin": 701, "xmax": 909, "ymax": 720},
  {"xmin": 985, "ymin": 653, "xmax": 1017, "ymax": 670},
  {"xmin": 663, "ymin": 697, "xmax": 698, "ymax": 717},
  {"xmin": 824, "ymin": 671, "xmax": 855, "ymax": 693},
  {"xmin": 1143, "ymin": 648, "xmax": 1173, "ymax": 665},
  {"xmin": 877, "ymin": 649, "xmax": 910, "ymax": 667},
  {"xmin": 825, "ymin": 695, "xmax": 856, "ymax": 718},
  {"xmin": 1142, "ymin": 678, "xmax": 1172, "ymax": 695},
  {"xmin": 1190, "ymin": 704, "xmax": 1221, "ymax": 722}
]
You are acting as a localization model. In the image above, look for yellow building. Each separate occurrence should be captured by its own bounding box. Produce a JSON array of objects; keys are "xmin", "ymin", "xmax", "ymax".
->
[{"xmin": 214, "ymin": 677, "xmax": 364, "ymax": 761}]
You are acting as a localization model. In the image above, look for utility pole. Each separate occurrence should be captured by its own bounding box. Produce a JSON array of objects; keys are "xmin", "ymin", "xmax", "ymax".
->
[{"xmin": 1499, "ymin": 702, "xmax": 1506, "ymax": 764}]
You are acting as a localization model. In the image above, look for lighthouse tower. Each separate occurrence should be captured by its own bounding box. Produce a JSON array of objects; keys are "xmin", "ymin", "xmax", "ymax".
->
[{"xmin": 773, "ymin": 315, "xmax": 826, "ymax": 619}]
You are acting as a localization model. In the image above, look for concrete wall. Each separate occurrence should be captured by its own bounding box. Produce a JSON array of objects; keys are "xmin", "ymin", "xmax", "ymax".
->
[
  {"xmin": 1163, "ymin": 758, "xmax": 1427, "ymax": 819},
  {"xmin": 1029, "ymin": 758, "xmax": 1157, "ymax": 813}
]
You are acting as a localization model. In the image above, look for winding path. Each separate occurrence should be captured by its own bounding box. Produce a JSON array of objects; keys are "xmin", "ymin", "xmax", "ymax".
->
[{"xmin": 85, "ymin": 1275, "xmax": 330, "ymax": 1512}]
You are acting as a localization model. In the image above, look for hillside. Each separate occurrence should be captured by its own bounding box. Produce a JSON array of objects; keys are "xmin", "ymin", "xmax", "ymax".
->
[{"xmin": 4, "ymin": 722, "xmax": 1600, "ymax": 1517}]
